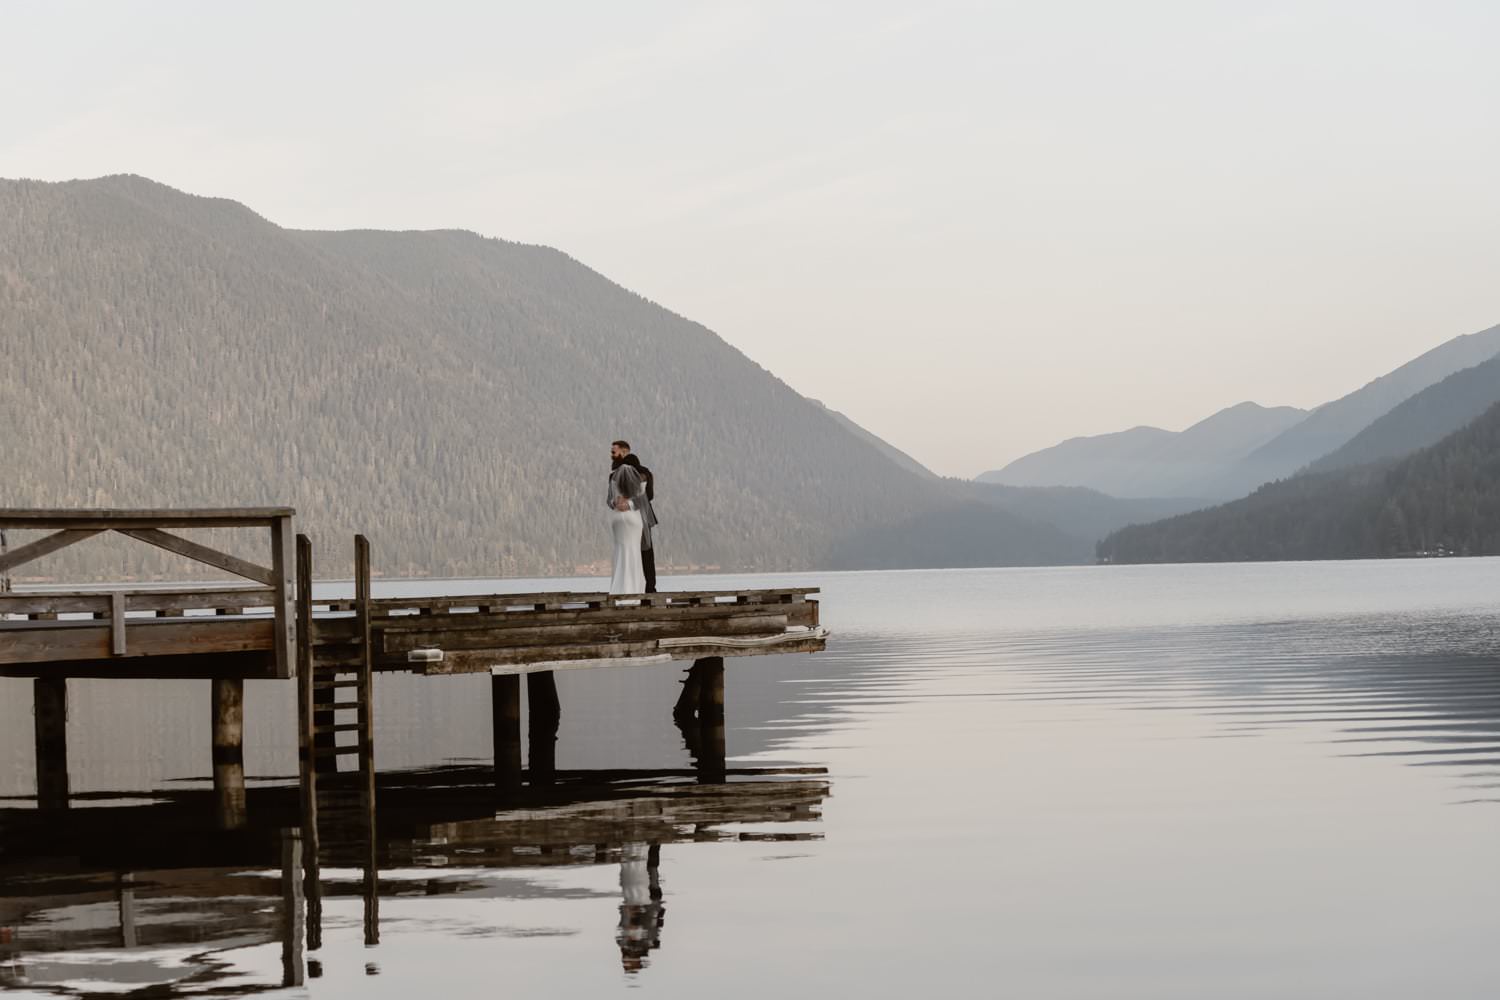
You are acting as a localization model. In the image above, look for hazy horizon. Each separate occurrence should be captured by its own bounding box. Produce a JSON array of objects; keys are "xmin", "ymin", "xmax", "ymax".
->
[{"xmin": 5, "ymin": 0, "xmax": 1498, "ymax": 477}]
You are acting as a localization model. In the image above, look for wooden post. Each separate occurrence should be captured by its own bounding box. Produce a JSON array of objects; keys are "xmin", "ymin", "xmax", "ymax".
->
[
  {"xmin": 354, "ymin": 535, "xmax": 376, "ymax": 813},
  {"xmin": 270, "ymin": 514, "xmax": 296, "ymax": 679},
  {"xmin": 294, "ymin": 532, "xmax": 321, "ymax": 952},
  {"xmin": 697, "ymin": 716, "xmax": 727, "ymax": 785},
  {"xmin": 697, "ymin": 658, "xmax": 726, "ymax": 783},
  {"xmin": 697, "ymin": 657, "xmax": 725, "ymax": 722},
  {"xmin": 212, "ymin": 677, "xmax": 246, "ymax": 830},
  {"xmin": 118, "ymin": 872, "xmax": 137, "ymax": 949},
  {"xmin": 492, "ymin": 673, "xmax": 522, "ymax": 794},
  {"xmin": 33, "ymin": 676, "xmax": 68, "ymax": 809},
  {"xmin": 528, "ymin": 670, "xmax": 560, "ymax": 722},
  {"xmin": 281, "ymin": 829, "xmax": 305, "ymax": 988},
  {"xmin": 354, "ymin": 534, "xmax": 379, "ymax": 949},
  {"xmin": 109, "ymin": 591, "xmax": 127, "ymax": 656},
  {"xmin": 528, "ymin": 672, "xmax": 559, "ymax": 787}
]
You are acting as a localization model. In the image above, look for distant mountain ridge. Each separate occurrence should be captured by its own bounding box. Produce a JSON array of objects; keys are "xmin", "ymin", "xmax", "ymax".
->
[
  {"xmin": 1098, "ymin": 399, "xmax": 1500, "ymax": 563},
  {"xmin": 1305, "ymin": 353, "xmax": 1500, "ymax": 474},
  {"xmin": 979, "ymin": 401, "xmax": 1306, "ymax": 498},
  {"xmin": 1218, "ymin": 324, "xmax": 1500, "ymax": 495},
  {"xmin": 982, "ymin": 324, "xmax": 1500, "ymax": 501}
]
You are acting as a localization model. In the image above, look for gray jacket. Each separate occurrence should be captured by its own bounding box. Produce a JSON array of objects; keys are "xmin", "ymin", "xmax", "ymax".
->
[{"xmin": 608, "ymin": 464, "xmax": 657, "ymax": 550}]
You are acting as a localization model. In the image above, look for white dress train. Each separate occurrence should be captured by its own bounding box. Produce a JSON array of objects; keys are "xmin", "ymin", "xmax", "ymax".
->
[{"xmin": 609, "ymin": 507, "xmax": 646, "ymax": 595}]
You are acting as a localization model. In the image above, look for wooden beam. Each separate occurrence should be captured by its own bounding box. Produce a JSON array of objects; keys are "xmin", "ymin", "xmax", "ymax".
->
[
  {"xmin": 375, "ymin": 601, "xmax": 818, "ymax": 633},
  {"xmin": 0, "ymin": 507, "xmax": 294, "ymax": 529},
  {"xmin": 0, "ymin": 588, "xmax": 274, "ymax": 616},
  {"xmin": 379, "ymin": 613, "xmax": 792, "ymax": 654},
  {"xmin": 0, "ymin": 529, "xmax": 103, "ymax": 574},
  {"xmin": 425, "ymin": 632, "xmax": 828, "ymax": 674},
  {"xmin": 369, "ymin": 587, "xmax": 818, "ymax": 615},
  {"xmin": 0, "ymin": 649, "xmax": 276, "ymax": 679},
  {"xmin": 0, "ymin": 617, "xmax": 274, "ymax": 664},
  {"xmin": 119, "ymin": 528, "xmax": 276, "ymax": 586}
]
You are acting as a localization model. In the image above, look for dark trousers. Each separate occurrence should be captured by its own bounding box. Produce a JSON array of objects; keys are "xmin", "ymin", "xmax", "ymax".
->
[{"xmin": 643, "ymin": 546, "xmax": 657, "ymax": 593}]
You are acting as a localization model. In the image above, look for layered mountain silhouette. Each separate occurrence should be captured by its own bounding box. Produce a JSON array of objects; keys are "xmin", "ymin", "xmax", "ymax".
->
[
  {"xmin": 1305, "ymin": 353, "xmax": 1500, "ymax": 474},
  {"xmin": 1219, "ymin": 324, "xmax": 1500, "ymax": 495},
  {"xmin": 1, "ymin": 174, "xmax": 1167, "ymax": 579},
  {"xmin": 979, "ymin": 401, "xmax": 1306, "ymax": 499},
  {"xmin": 984, "ymin": 324, "xmax": 1500, "ymax": 501},
  {"xmin": 1098, "ymin": 398, "xmax": 1500, "ymax": 563}
]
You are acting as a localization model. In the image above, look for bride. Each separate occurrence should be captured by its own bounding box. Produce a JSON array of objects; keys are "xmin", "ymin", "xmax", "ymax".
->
[{"xmin": 608, "ymin": 441, "xmax": 647, "ymax": 595}]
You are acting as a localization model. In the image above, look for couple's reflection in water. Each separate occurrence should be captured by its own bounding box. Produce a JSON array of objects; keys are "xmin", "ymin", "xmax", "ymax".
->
[
  {"xmin": 0, "ymin": 711, "xmax": 826, "ymax": 995},
  {"xmin": 617, "ymin": 842, "xmax": 665, "ymax": 973}
]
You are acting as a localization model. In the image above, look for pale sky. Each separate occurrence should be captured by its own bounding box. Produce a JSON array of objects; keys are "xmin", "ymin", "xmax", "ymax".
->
[{"xmin": 5, "ymin": 0, "xmax": 1499, "ymax": 477}]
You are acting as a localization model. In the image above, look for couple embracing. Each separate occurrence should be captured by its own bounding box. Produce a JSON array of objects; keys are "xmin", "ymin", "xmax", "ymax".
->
[{"xmin": 607, "ymin": 440, "xmax": 659, "ymax": 595}]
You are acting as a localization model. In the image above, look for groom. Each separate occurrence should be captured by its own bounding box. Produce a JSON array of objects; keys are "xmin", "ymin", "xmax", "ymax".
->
[{"xmin": 610, "ymin": 440, "xmax": 660, "ymax": 592}]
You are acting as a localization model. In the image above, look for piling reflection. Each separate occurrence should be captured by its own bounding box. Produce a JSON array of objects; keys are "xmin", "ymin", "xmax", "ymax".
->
[{"xmin": 0, "ymin": 760, "xmax": 827, "ymax": 995}]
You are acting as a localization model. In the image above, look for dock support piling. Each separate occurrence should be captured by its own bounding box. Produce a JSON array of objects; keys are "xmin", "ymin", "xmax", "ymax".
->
[
  {"xmin": 33, "ymin": 676, "xmax": 69, "ymax": 809},
  {"xmin": 281, "ymin": 829, "xmax": 306, "ymax": 987},
  {"xmin": 528, "ymin": 670, "xmax": 560, "ymax": 722},
  {"xmin": 118, "ymin": 873, "xmax": 137, "ymax": 949},
  {"xmin": 697, "ymin": 657, "xmax": 725, "ymax": 723},
  {"xmin": 212, "ymin": 677, "xmax": 246, "ymax": 830},
  {"xmin": 673, "ymin": 666, "xmax": 702, "ymax": 721},
  {"xmin": 697, "ymin": 657, "xmax": 727, "ymax": 784},
  {"xmin": 492, "ymin": 673, "xmax": 522, "ymax": 793},
  {"xmin": 673, "ymin": 658, "xmax": 727, "ymax": 783},
  {"xmin": 527, "ymin": 672, "xmax": 560, "ymax": 786},
  {"xmin": 293, "ymin": 534, "xmax": 321, "ymax": 948},
  {"xmin": 353, "ymin": 534, "xmax": 380, "ymax": 949}
]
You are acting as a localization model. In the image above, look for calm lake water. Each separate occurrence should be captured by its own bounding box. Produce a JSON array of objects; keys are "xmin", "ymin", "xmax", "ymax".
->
[{"xmin": 3, "ymin": 560, "xmax": 1500, "ymax": 998}]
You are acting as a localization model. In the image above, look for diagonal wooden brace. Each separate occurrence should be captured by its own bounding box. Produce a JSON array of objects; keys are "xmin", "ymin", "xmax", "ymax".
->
[
  {"xmin": 0, "ymin": 529, "xmax": 104, "ymax": 574},
  {"xmin": 119, "ymin": 528, "xmax": 276, "ymax": 585}
]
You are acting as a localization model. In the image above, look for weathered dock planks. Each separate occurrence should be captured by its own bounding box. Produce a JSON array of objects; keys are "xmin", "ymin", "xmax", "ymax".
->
[{"xmin": 1, "ymin": 507, "xmax": 828, "ymax": 836}]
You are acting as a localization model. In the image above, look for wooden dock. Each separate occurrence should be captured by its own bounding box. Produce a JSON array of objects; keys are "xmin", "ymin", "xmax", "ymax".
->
[{"xmin": 0, "ymin": 507, "xmax": 828, "ymax": 827}]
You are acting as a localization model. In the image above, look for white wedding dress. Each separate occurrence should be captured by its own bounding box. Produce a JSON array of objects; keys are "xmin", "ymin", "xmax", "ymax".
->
[{"xmin": 609, "ymin": 505, "xmax": 645, "ymax": 595}]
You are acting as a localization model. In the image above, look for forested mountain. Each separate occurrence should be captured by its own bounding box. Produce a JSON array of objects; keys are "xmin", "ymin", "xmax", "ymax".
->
[
  {"xmin": 973, "ymin": 484, "xmax": 1203, "ymax": 543},
  {"xmin": 819, "ymin": 404, "xmax": 938, "ymax": 480},
  {"xmin": 1305, "ymin": 353, "xmax": 1500, "ymax": 474},
  {"xmin": 978, "ymin": 402, "xmax": 1305, "ymax": 499},
  {"xmin": 827, "ymin": 482, "xmax": 1204, "ymax": 570},
  {"xmin": 4, "ymin": 174, "xmax": 974, "ymax": 581},
  {"xmin": 5, "ymin": 175, "xmax": 1172, "ymax": 580},
  {"xmin": 1097, "ymin": 401, "xmax": 1500, "ymax": 563},
  {"xmin": 1215, "ymin": 324, "xmax": 1500, "ymax": 496}
]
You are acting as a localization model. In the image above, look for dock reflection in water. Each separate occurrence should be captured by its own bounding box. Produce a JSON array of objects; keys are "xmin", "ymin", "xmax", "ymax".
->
[{"xmin": 0, "ymin": 748, "xmax": 828, "ymax": 995}]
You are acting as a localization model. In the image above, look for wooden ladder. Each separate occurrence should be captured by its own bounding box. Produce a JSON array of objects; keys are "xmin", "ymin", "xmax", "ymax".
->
[{"xmin": 296, "ymin": 534, "xmax": 379, "ymax": 947}]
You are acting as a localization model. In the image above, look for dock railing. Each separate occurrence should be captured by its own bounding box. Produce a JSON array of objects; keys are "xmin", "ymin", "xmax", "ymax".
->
[{"xmin": 0, "ymin": 508, "xmax": 297, "ymax": 678}]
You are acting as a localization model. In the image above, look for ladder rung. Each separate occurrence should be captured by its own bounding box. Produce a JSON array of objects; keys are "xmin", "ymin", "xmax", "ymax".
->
[
  {"xmin": 313, "ymin": 679, "xmax": 362, "ymax": 689},
  {"xmin": 309, "ymin": 745, "xmax": 359, "ymax": 757},
  {"xmin": 314, "ymin": 724, "xmax": 365, "ymax": 735}
]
